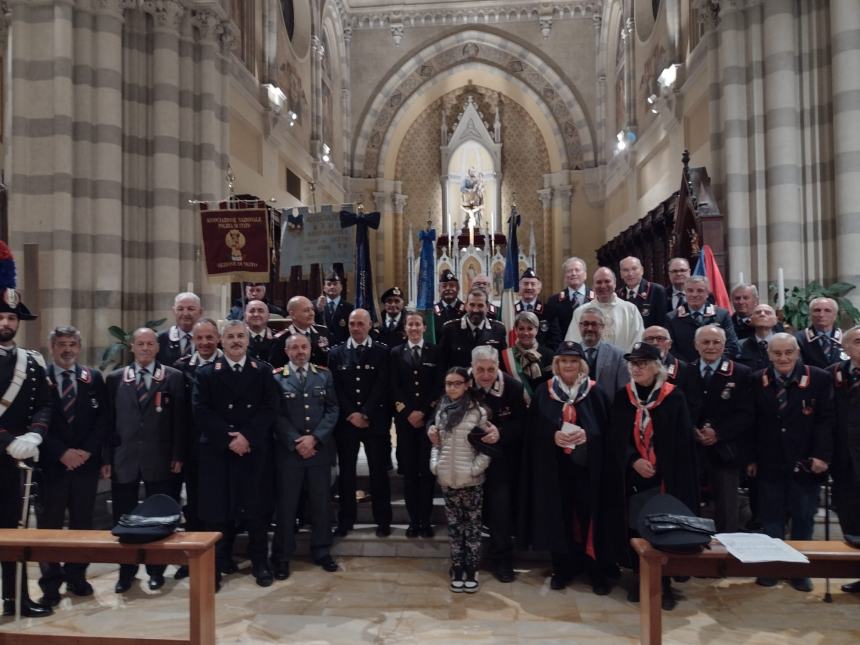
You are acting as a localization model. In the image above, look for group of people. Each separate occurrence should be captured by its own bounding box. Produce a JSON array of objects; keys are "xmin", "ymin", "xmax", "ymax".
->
[{"xmin": 1, "ymin": 253, "xmax": 858, "ymax": 616}]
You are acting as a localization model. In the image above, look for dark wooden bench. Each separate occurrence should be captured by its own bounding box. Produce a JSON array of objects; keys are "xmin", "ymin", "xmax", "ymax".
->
[
  {"xmin": 631, "ymin": 537, "xmax": 860, "ymax": 644},
  {"xmin": 0, "ymin": 529, "xmax": 221, "ymax": 645}
]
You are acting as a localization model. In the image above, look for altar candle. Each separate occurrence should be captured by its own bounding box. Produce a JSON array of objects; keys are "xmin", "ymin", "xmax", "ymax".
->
[
  {"xmin": 187, "ymin": 281, "xmax": 194, "ymax": 293},
  {"xmin": 777, "ymin": 268, "xmax": 785, "ymax": 309},
  {"xmin": 738, "ymin": 272, "xmax": 744, "ymax": 285}
]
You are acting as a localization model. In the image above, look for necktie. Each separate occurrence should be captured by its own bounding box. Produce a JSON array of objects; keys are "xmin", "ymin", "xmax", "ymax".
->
[
  {"xmin": 775, "ymin": 376, "xmax": 789, "ymax": 411},
  {"xmin": 703, "ymin": 365, "xmax": 713, "ymax": 386},
  {"xmin": 326, "ymin": 300, "xmax": 335, "ymax": 317},
  {"xmin": 586, "ymin": 347, "xmax": 597, "ymax": 374},
  {"xmin": 254, "ymin": 335, "xmax": 262, "ymax": 344},
  {"xmin": 692, "ymin": 311, "xmax": 703, "ymax": 322},
  {"xmin": 572, "ymin": 291, "xmax": 581, "ymax": 305},
  {"xmin": 676, "ymin": 293, "xmax": 686, "ymax": 309},
  {"xmin": 472, "ymin": 327, "xmax": 480, "ymax": 342},
  {"xmin": 183, "ymin": 333, "xmax": 193, "ymax": 356},
  {"xmin": 628, "ymin": 289, "xmax": 636, "ymax": 300},
  {"xmin": 758, "ymin": 340, "xmax": 768, "ymax": 351},
  {"xmin": 355, "ymin": 343, "xmax": 366, "ymax": 358},
  {"xmin": 233, "ymin": 363, "xmax": 242, "ymax": 374},
  {"xmin": 61, "ymin": 370, "xmax": 76, "ymax": 424},
  {"xmin": 411, "ymin": 345, "xmax": 421, "ymax": 365},
  {"xmin": 137, "ymin": 368, "xmax": 149, "ymax": 407},
  {"xmin": 525, "ymin": 303, "xmax": 533, "ymax": 312},
  {"xmin": 298, "ymin": 367, "xmax": 306, "ymax": 384}
]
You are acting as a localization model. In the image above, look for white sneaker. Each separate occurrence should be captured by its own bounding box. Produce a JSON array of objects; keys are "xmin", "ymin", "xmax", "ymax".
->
[
  {"xmin": 463, "ymin": 569, "xmax": 479, "ymax": 593},
  {"xmin": 450, "ymin": 567, "xmax": 464, "ymax": 593}
]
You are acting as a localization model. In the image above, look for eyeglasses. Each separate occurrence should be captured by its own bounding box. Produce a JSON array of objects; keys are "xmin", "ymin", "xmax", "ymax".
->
[
  {"xmin": 579, "ymin": 321, "xmax": 603, "ymax": 328},
  {"xmin": 642, "ymin": 336, "xmax": 669, "ymax": 342},
  {"xmin": 444, "ymin": 380, "xmax": 467, "ymax": 387},
  {"xmin": 669, "ymin": 269, "xmax": 689, "ymax": 274}
]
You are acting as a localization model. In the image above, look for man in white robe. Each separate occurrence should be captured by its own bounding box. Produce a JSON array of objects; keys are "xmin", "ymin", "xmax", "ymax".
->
[{"xmin": 565, "ymin": 267, "xmax": 644, "ymax": 351}]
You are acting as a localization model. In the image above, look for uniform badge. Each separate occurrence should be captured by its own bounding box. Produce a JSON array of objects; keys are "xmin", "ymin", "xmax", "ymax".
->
[
  {"xmin": 339, "ymin": 319, "xmax": 346, "ymax": 327},
  {"xmin": 395, "ymin": 401, "xmax": 405, "ymax": 413},
  {"xmin": 318, "ymin": 336, "xmax": 329, "ymax": 348},
  {"xmin": 155, "ymin": 391, "xmax": 163, "ymax": 413},
  {"xmin": 540, "ymin": 321, "xmax": 549, "ymax": 333},
  {"xmin": 802, "ymin": 399, "xmax": 815, "ymax": 415},
  {"xmin": 641, "ymin": 307, "xmax": 650, "ymax": 318},
  {"xmin": 250, "ymin": 360, "xmax": 258, "ymax": 369},
  {"xmin": 90, "ymin": 397, "xmax": 99, "ymax": 409},
  {"xmin": 720, "ymin": 387, "xmax": 733, "ymax": 400},
  {"xmin": 214, "ymin": 362, "xmax": 222, "ymax": 371},
  {"xmin": 2, "ymin": 288, "xmax": 18, "ymax": 308}
]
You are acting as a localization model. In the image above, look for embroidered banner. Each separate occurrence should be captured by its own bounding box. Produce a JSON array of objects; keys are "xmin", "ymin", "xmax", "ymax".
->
[
  {"xmin": 279, "ymin": 204, "xmax": 355, "ymax": 275},
  {"xmin": 199, "ymin": 200, "xmax": 271, "ymax": 283}
]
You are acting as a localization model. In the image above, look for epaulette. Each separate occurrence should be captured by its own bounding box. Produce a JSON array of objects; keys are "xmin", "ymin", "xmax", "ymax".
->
[
  {"xmin": 312, "ymin": 364, "xmax": 328, "ymax": 371},
  {"xmin": 273, "ymin": 328, "xmax": 289, "ymax": 339},
  {"xmin": 718, "ymin": 360, "xmax": 734, "ymax": 376},
  {"xmin": 443, "ymin": 319, "xmax": 459, "ymax": 327},
  {"xmin": 375, "ymin": 340, "xmax": 389, "ymax": 349},
  {"xmin": 273, "ymin": 366, "xmax": 288, "ymax": 376},
  {"xmin": 434, "ymin": 304, "xmax": 442, "ymax": 315},
  {"xmin": 25, "ymin": 349, "xmax": 47, "ymax": 369},
  {"xmin": 78, "ymin": 367, "xmax": 93, "ymax": 384}
]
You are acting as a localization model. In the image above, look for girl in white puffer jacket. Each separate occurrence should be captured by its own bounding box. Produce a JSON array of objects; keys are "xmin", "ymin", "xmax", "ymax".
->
[{"xmin": 428, "ymin": 366, "xmax": 492, "ymax": 593}]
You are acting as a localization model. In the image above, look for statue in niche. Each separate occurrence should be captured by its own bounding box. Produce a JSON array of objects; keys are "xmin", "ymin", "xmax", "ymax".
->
[{"xmin": 460, "ymin": 166, "xmax": 484, "ymax": 230}]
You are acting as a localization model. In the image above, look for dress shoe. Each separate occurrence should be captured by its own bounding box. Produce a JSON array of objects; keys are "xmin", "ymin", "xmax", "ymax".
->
[
  {"xmin": 549, "ymin": 572, "xmax": 568, "ymax": 590},
  {"xmin": 591, "ymin": 578, "xmax": 611, "ymax": 596},
  {"xmin": 405, "ymin": 525, "xmax": 419, "ymax": 538},
  {"xmin": 174, "ymin": 565, "xmax": 189, "ymax": 580},
  {"xmin": 148, "ymin": 574, "xmax": 166, "ymax": 591},
  {"xmin": 273, "ymin": 561, "xmax": 291, "ymax": 580},
  {"xmin": 661, "ymin": 590, "xmax": 678, "ymax": 611},
  {"xmin": 115, "ymin": 577, "xmax": 134, "ymax": 594},
  {"xmin": 376, "ymin": 524, "xmax": 392, "ymax": 537},
  {"xmin": 419, "ymin": 524, "xmax": 435, "ymax": 539},
  {"xmin": 755, "ymin": 576, "xmax": 777, "ymax": 587},
  {"xmin": 627, "ymin": 585, "xmax": 640, "ymax": 603},
  {"xmin": 841, "ymin": 579, "xmax": 860, "ymax": 593},
  {"xmin": 493, "ymin": 563, "xmax": 515, "ymax": 583},
  {"xmin": 65, "ymin": 579, "xmax": 94, "ymax": 597},
  {"xmin": 790, "ymin": 577, "xmax": 813, "ymax": 592},
  {"xmin": 38, "ymin": 593, "xmax": 61, "ymax": 608},
  {"xmin": 332, "ymin": 525, "xmax": 351, "ymax": 538},
  {"xmin": 218, "ymin": 560, "xmax": 239, "ymax": 575},
  {"xmin": 253, "ymin": 564, "xmax": 274, "ymax": 588},
  {"xmin": 3, "ymin": 598, "xmax": 54, "ymax": 617},
  {"xmin": 314, "ymin": 555, "xmax": 339, "ymax": 572}
]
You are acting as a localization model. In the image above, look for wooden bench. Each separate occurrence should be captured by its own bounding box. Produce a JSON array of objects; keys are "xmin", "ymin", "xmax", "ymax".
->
[
  {"xmin": 0, "ymin": 529, "xmax": 221, "ymax": 645},
  {"xmin": 631, "ymin": 537, "xmax": 860, "ymax": 645}
]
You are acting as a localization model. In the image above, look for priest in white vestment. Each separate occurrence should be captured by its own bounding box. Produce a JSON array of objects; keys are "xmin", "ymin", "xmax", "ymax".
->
[{"xmin": 565, "ymin": 267, "xmax": 644, "ymax": 351}]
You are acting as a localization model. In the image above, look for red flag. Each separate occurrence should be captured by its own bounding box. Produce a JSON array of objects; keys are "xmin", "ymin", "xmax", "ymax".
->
[{"xmin": 693, "ymin": 245, "xmax": 733, "ymax": 313}]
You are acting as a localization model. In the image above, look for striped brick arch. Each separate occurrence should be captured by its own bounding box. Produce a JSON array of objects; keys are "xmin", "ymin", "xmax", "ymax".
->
[{"xmin": 352, "ymin": 28, "xmax": 596, "ymax": 179}]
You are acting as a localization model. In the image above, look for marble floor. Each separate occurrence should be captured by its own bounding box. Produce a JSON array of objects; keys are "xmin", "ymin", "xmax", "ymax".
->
[{"xmin": 1, "ymin": 557, "xmax": 858, "ymax": 644}]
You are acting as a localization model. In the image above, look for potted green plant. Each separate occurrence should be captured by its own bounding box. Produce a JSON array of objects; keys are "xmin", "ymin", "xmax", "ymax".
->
[
  {"xmin": 770, "ymin": 281, "xmax": 860, "ymax": 332},
  {"xmin": 100, "ymin": 319, "xmax": 167, "ymax": 370}
]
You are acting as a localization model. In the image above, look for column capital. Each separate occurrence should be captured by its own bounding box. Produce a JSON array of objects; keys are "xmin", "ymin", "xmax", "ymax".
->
[
  {"xmin": 190, "ymin": 8, "xmax": 220, "ymax": 42},
  {"xmin": 553, "ymin": 185, "xmax": 574, "ymax": 205},
  {"xmin": 372, "ymin": 191, "xmax": 390, "ymax": 212},
  {"xmin": 392, "ymin": 193, "xmax": 408, "ymax": 215},
  {"xmin": 537, "ymin": 188, "xmax": 553, "ymax": 211},
  {"xmin": 692, "ymin": 0, "xmax": 721, "ymax": 30},
  {"xmin": 342, "ymin": 24, "xmax": 353, "ymax": 46},
  {"xmin": 311, "ymin": 34, "xmax": 325, "ymax": 61},
  {"xmin": 92, "ymin": 0, "xmax": 133, "ymax": 20},
  {"xmin": 219, "ymin": 19, "xmax": 239, "ymax": 53},
  {"xmin": 141, "ymin": 0, "xmax": 185, "ymax": 33},
  {"xmin": 592, "ymin": 13, "xmax": 602, "ymax": 31}
]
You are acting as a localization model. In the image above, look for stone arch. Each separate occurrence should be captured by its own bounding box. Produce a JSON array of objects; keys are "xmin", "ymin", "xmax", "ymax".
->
[{"xmin": 353, "ymin": 27, "xmax": 596, "ymax": 177}]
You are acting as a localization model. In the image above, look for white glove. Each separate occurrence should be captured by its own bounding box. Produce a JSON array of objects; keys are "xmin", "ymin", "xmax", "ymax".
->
[{"xmin": 6, "ymin": 432, "xmax": 42, "ymax": 459}]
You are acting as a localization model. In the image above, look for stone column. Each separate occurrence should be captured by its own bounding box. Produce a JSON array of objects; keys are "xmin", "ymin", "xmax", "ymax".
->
[
  {"xmin": 552, "ymin": 186, "xmax": 574, "ymax": 294},
  {"xmin": 592, "ymin": 14, "xmax": 606, "ymax": 166},
  {"xmin": 392, "ymin": 192, "xmax": 408, "ymax": 292},
  {"xmin": 537, "ymin": 188, "xmax": 553, "ymax": 289},
  {"xmin": 373, "ymin": 189, "xmax": 392, "ymax": 298},
  {"xmin": 622, "ymin": 12, "xmax": 637, "ymax": 136},
  {"xmin": 831, "ymin": 0, "xmax": 860, "ymax": 296},
  {"xmin": 341, "ymin": 24, "xmax": 353, "ymax": 173},
  {"xmin": 310, "ymin": 33, "xmax": 325, "ymax": 166},
  {"xmin": 762, "ymin": 0, "xmax": 803, "ymax": 286}
]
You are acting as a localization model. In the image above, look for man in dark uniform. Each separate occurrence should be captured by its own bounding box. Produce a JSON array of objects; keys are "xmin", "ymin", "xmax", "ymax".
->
[
  {"xmin": 830, "ymin": 325, "xmax": 860, "ymax": 593},
  {"xmin": 390, "ymin": 310, "xmax": 442, "ymax": 537},
  {"xmin": 686, "ymin": 325, "xmax": 753, "ymax": 532},
  {"xmin": 245, "ymin": 300, "xmax": 276, "ymax": 361},
  {"xmin": 105, "ymin": 327, "xmax": 186, "ymax": 593},
  {"xmin": 471, "ymin": 274, "xmax": 499, "ymax": 320},
  {"xmin": 667, "ymin": 276, "xmax": 739, "ymax": 362},
  {"xmin": 618, "ymin": 256, "xmax": 668, "ymax": 328},
  {"xmin": 439, "ymin": 288, "xmax": 507, "ymax": 370},
  {"xmin": 193, "ymin": 320, "xmax": 280, "ymax": 589},
  {"xmin": 228, "ymin": 282, "xmax": 285, "ymax": 320},
  {"xmin": 269, "ymin": 295, "xmax": 330, "ymax": 369},
  {"xmin": 157, "ymin": 292, "xmax": 203, "ymax": 366},
  {"xmin": 665, "ymin": 257, "xmax": 691, "ymax": 312},
  {"xmin": 514, "ymin": 268, "xmax": 560, "ymax": 348},
  {"xmin": 328, "ymin": 309, "xmax": 392, "ymax": 537},
  {"xmin": 171, "ymin": 318, "xmax": 222, "ymax": 580},
  {"xmin": 271, "ymin": 335, "xmax": 339, "ymax": 579},
  {"xmin": 377, "ymin": 287, "xmax": 407, "ymax": 348},
  {"xmin": 737, "ymin": 304, "xmax": 779, "ymax": 371},
  {"xmin": 315, "ymin": 271, "xmax": 353, "ymax": 345},
  {"xmin": 433, "ymin": 269, "xmax": 466, "ymax": 329},
  {"xmin": 641, "ymin": 325, "xmax": 692, "ymax": 396},
  {"xmin": 749, "ymin": 333, "xmax": 834, "ymax": 591},
  {"xmin": 470, "ymin": 345, "xmax": 526, "ymax": 582},
  {"xmin": 796, "ymin": 297, "xmax": 847, "ymax": 369},
  {"xmin": 0, "ymin": 280, "xmax": 53, "ymax": 618},
  {"xmin": 545, "ymin": 257, "xmax": 593, "ymax": 338},
  {"xmin": 730, "ymin": 284, "xmax": 759, "ymax": 341},
  {"xmin": 37, "ymin": 326, "xmax": 108, "ymax": 606}
]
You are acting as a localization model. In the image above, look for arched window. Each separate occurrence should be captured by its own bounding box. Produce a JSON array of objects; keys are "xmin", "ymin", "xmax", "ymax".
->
[{"xmin": 281, "ymin": 0, "xmax": 295, "ymax": 41}]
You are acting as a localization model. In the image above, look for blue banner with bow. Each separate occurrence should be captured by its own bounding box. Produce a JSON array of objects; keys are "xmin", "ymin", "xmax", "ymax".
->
[{"xmin": 340, "ymin": 209, "xmax": 380, "ymax": 322}]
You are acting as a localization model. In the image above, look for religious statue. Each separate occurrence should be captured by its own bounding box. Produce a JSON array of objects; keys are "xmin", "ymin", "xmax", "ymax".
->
[{"xmin": 460, "ymin": 167, "xmax": 484, "ymax": 230}]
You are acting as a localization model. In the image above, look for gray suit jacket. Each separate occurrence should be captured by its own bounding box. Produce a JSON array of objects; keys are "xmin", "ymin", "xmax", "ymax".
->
[
  {"xmin": 273, "ymin": 364, "xmax": 338, "ymax": 467},
  {"xmin": 106, "ymin": 363, "xmax": 186, "ymax": 485},
  {"xmin": 592, "ymin": 342, "xmax": 630, "ymax": 403}
]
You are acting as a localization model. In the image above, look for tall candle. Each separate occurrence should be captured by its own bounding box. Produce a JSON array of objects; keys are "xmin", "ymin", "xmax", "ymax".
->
[
  {"xmin": 220, "ymin": 284, "xmax": 228, "ymax": 318},
  {"xmin": 186, "ymin": 281, "xmax": 194, "ymax": 293},
  {"xmin": 738, "ymin": 272, "xmax": 744, "ymax": 285},
  {"xmin": 777, "ymin": 268, "xmax": 785, "ymax": 309}
]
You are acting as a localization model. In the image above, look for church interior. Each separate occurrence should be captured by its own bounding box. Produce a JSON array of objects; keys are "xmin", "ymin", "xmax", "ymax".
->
[{"xmin": 1, "ymin": 0, "xmax": 860, "ymax": 643}]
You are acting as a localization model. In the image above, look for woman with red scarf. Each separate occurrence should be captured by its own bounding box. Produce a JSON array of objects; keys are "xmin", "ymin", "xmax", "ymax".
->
[
  {"xmin": 609, "ymin": 341, "xmax": 698, "ymax": 610},
  {"xmin": 519, "ymin": 341, "xmax": 625, "ymax": 595}
]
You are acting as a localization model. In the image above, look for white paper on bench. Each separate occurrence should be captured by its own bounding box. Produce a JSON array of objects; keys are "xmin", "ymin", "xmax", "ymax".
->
[{"xmin": 714, "ymin": 533, "xmax": 810, "ymax": 564}]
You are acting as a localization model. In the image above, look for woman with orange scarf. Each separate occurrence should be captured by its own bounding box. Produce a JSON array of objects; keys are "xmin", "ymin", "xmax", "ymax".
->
[
  {"xmin": 609, "ymin": 341, "xmax": 698, "ymax": 610},
  {"xmin": 519, "ymin": 341, "xmax": 625, "ymax": 595}
]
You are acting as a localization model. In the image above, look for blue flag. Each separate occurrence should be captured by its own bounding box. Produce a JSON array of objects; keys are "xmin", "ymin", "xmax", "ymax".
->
[{"xmin": 340, "ymin": 209, "xmax": 380, "ymax": 322}]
